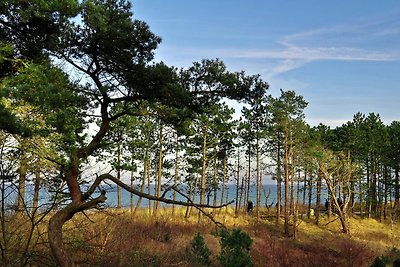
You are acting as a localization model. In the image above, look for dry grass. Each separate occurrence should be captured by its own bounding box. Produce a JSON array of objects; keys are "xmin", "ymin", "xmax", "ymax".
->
[{"xmin": 2, "ymin": 206, "xmax": 400, "ymax": 266}]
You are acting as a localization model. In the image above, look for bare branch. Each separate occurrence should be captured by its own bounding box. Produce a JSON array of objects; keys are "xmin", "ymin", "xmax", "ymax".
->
[
  {"xmin": 82, "ymin": 173, "xmax": 234, "ymax": 210},
  {"xmin": 171, "ymin": 186, "xmax": 226, "ymax": 228}
]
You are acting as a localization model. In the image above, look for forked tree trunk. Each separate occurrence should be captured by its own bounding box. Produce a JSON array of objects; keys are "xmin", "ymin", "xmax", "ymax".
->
[{"xmin": 49, "ymin": 193, "xmax": 106, "ymax": 267}]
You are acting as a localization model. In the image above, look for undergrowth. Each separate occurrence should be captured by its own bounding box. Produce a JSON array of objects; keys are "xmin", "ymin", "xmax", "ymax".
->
[{"xmin": 1, "ymin": 207, "xmax": 399, "ymax": 266}]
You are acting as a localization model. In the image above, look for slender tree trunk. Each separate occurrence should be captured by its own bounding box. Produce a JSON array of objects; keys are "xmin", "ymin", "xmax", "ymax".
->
[
  {"xmin": 172, "ymin": 133, "xmax": 179, "ymax": 216},
  {"xmin": 359, "ymin": 174, "xmax": 364, "ymax": 215},
  {"xmin": 302, "ymin": 170, "xmax": 307, "ymax": 206},
  {"xmin": 256, "ymin": 138, "xmax": 261, "ymax": 222},
  {"xmin": 32, "ymin": 166, "xmax": 41, "ymax": 214},
  {"xmin": 296, "ymin": 168, "xmax": 301, "ymax": 207},
  {"xmin": 315, "ymin": 169, "xmax": 322, "ymax": 225},
  {"xmin": 366, "ymin": 157, "xmax": 371, "ymax": 218},
  {"xmin": 220, "ymin": 158, "xmax": 227, "ymax": 206},
  {"xmin": 213, "ymin": 152, "xmax": 218, "ymax": 207},
  {"xmin": 130, "ymin": 168, "xmax": 134, "ymax": 214},
  {"xmin": 307, "ymin": 174, "xmax": 313, "ymax": 219},
  {"xmin": 235, "ymin": 149, "xmax": 240, "ymax": 216},
  {"xmin": 154, "ymin": 126, "xmax": 163, "ymax": 216},
  {"xmin": 246, "ymin": 145, "xmax": 251, "ymax": 215},
  {"xmin": 117, "ymin": 132, "xmax": 122, "ymax": 209},
  {"xmin": 199, "ymin": 124, "xmax": 208, "ymax": 215},
  {"xmin": 371, "ymin": 159, "xmax": 378, "ymax": 215},
  {"xmin": 147, "ymin": 153, "xmax": 152, "ymax": 214},
  {"xmin": 17, "ymin": 143, "xmax": 28, "ymax": 212},
  {"xmin": 276, "ymin": 139, "xmax": 282, "ymax": 225},
  {"xmin": 290, "ymin": 158, "xmax": 295, "ymax": 215},
  {"xmin": 284, "ymin": 130, "xmax": 290, "ymax": 235},
  {"xmin": 395, "ymin": 165, "xmax": 399, "ymax": 210}
]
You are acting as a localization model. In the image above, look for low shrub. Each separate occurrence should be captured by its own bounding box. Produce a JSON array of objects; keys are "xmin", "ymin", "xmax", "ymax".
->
[
  {"xmin": 214, "ymin": 227, "xmax": 253, "ymax": 267},
  {"xmin": 190, "ymin": 232, "xmax": 212, "ymax": 266}
]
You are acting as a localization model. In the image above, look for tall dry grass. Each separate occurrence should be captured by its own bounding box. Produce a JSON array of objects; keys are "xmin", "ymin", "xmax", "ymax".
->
[{"xmin": 1, "ymin": 206, "xmax": 400, "ymax": 266}]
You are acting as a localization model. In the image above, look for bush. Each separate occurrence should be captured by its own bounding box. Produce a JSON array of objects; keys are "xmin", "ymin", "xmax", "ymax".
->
[
  {"xmin": 370, "ymin": 256, "xmax": 387, "ymax": 267},
  {"xmin": 393, "ymin": 258, "xmax": 400, "ymax": 267},
  {"xmin": 191, "ymin": 232, "xmax": 212, "ymax": 266},
  {"xmin": 214, "ymin": 228, "xmax": 253, "ymax": 267}
]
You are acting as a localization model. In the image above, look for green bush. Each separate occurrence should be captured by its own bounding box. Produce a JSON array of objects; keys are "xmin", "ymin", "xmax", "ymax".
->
[
  {"xmin": 214, "ymin": 228, "xmax": 253, "ymax": 267},
  {"xmin": 191, "ymin": 232, "xmax": 212, "ymax": 266},
  {"xmin": 370, "ymin": 256, "xmax": 387, "ymax": 267},
  {"xmin": 393, "ymin": 257, "xmax": 400, "ymax": 267}
]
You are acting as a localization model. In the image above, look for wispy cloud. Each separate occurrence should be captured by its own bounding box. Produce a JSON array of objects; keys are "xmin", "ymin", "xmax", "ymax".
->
[{"xmin": 247, "ymin": 14, "xmax": 400, "ymax": 77}]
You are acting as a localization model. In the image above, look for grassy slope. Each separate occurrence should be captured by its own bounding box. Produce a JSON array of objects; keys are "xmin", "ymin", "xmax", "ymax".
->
[
  {"xmin": 6, "ymin": 207, "xmax": 399, "ymax": 266},
  {"xmin": 60, "ymin": 207, "xmax": 400, "ymax": 267}
]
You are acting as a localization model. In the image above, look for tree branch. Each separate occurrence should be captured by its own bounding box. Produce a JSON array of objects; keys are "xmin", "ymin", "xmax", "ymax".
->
[{"xmin": 82, "ymin": 173, "xmax": 234, "ymax": 210}]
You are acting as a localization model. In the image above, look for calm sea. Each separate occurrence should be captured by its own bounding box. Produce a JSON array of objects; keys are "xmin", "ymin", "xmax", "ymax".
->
[
  {"xmin": 100, "ymin": 183, "xmax": 329, "ymax": 208},
  {"xmin": 1, "ymin": 183, "xmax": 328, "ymax": 209}
]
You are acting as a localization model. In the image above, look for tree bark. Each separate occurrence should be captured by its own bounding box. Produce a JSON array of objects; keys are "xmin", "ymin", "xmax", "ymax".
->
[
  {"xmin": 235, "ymin": 149, "xmax": 240, "ymax": 216},
  {"xmin": 154, "ymin": 125, "xmax": 163, "ymax": 216},
  {"xmin": 48, "ymin": 193, "xmax": 106, "ymax": 267},
  {"xmin": 276, "ymin": 139, "xmax": 282, "ymax": 225},
  {"xmin": 200, "ymin": 124, "xmax": 208, "ymax": 208},
  {"xmin": 117, "ymin": 131, "xmax": 122, "ymax": 209},
  {"xmin": 284, "ymin": 130, "xmax": 290, "ymax": 235},
  {"xmin": 17, "ymin": 142, "xmax": 28, "ymax": 211},
  {"xmin": 32, "ymin": 166, "xmax": 41, "ymax": 214},
  {"xmin": 315, "ymin": 169, "xmax": 322, "ymax": 225}
]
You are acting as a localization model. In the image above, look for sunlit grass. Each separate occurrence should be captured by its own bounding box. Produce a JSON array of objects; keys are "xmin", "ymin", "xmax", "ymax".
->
[{"xmin": 3, "ymin": 206, "xmax": 400, "ymax": 266}]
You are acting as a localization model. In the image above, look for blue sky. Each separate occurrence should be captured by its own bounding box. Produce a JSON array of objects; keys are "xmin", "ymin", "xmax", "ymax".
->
[{"xmin": 133, "ymin": 1, "xmax": 400, "ymax": 127}]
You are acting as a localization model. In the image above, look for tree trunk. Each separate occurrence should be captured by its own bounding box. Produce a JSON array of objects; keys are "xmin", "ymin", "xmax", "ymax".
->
[
  {"xmin": 117, "ymin": 132, "xmax": 122, "ymax": 209},
  {"xmin": 395, "ymin": 165, "xmax": 399, "ymax": 211},
  {"xmin": 154, "ymin": 125, "xmax": 163, "ymax": 216},
  {"xmin": 235, "ymin": 149, "xmax": 240, "ymax": 216},
  {"xmin": 220, "ymin": 158, "xmax": 227, "ymax": 206},
  {"xmin": 238, "ymin": 171, "xmax": 245, "ymax": 214},
  {"xmin": 199, "ymin": 124, "xmax": 208, "ymax": 208},
  {"xmin": 284, "ymin": 130, "xmax": 290, "ymax": 235},
  {"xmin": 256, "ymin": 138, "xmax": 261, "ymax": 222},
  {"xmin": 130, "ymin": 170, "xmax": 134, "ymax": 214},
  {"xmin": 49, "ymin": 209, "xmax": 77, "ymax": 267},
  {"xmin": 315, "ymin": 169, "xmax": 322, "ymax": 225},
  {"xmin": 48, "ymin": 193, "xmax": 106, "ymax": 267},
  {"xmin": 172, "ymin": 133, "xmax": 179, "ymax": 216},
  {"xmin": 17, "ymin": 143, "xmax": 28, "ymax": 212},
  {"xmin": 212, "ymin": 152, "xmax": 218, "ymax": 207},
  {"xmin": 32, "ymin": 166, "xmax": 41, "ymax": 214},
  {"xmin": 307, "ymin": 174, "xmax": 313, "ymax": 219},
  {"xmin": 276, "ymin": 139, "xmax": 282, "ymax": 225}
]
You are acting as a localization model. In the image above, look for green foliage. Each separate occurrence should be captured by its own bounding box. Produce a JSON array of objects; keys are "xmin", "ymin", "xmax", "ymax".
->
[
  {"xmin": 370, "ymin": 255, "xmax": 389, "ymax": 267},
  {"xmin": 214, "ymin": 228, "xmax": 253, "ymax": 267},
  {"xmin": 190, "ymin": 232, "xmax": 212, "ymax": 266},
  {"xmin": 393, "ymin": 258, "xmax": 400, "ymax": 267}
]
